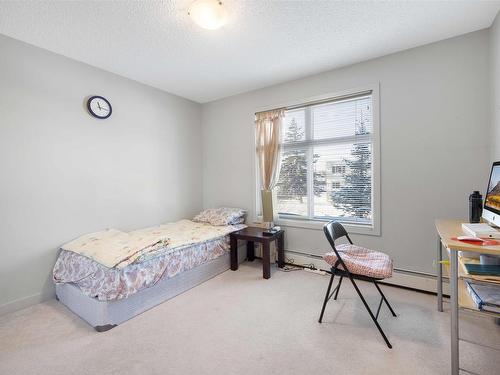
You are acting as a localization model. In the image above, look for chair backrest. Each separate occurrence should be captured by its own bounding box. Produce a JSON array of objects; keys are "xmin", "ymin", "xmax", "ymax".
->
[
  {"xmin": 323, "ymin": 221, "xmax": 353, "ymax": 245},
  {"xmin": 323, "ymin": 221, "xmax": 353, "ymax": 269}
]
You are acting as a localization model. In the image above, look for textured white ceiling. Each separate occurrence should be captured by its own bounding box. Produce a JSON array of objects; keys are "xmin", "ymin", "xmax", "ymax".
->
[{"xmin": 0, "ymin": 1, "xmax": 499, "ymax": 103}]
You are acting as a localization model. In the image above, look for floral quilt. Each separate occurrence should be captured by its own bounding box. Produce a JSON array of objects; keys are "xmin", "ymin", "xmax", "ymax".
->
[
  {"xmin": 61, "ymin": 219, "xmax": 245, "ymax": 269},
  {"xmin": 53, "ymin": 220, "xmax": 246, "ymax": 300},
  {"xmin": 61, "ymin": 229, "xmax": 169, "ymax": 269}
]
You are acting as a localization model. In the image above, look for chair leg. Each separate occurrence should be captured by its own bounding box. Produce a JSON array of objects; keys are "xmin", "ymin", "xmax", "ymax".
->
[
  {"xmin": 334, "ymin": 276, "xmax": 343, "ymax": 300},
  {"xmin": 349, "ymin": 275, "xmax": 393, "ymax": 349},
  {"xmin": 374, "ymin": 281, "xmax": 397, "ymax": 317},
  {"xmin": 319, "ymin": 273, "xmax": 335, "ymax": 323},
  {"xmin": 375, "ymin": 297, "xmax": 383, "ymax": 320}
]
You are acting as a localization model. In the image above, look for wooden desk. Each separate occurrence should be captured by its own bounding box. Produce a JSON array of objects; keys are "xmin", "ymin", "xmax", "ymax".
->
[
  {"xmin": 230, "ymin": 227, "xmax": 285, "ymax": 279},
  {"xmin": 435, "ymin": 219, "xmax": 500, "ymax": 375}
]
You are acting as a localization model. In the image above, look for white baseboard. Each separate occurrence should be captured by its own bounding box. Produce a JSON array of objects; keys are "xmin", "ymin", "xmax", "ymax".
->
[
  {"xmin": 283, "ymin": 251, "xmax": 450, "ymax": 295},
  {"xmin": 0, "ymin": 290, "xmax": 55, "ymax": 316}
]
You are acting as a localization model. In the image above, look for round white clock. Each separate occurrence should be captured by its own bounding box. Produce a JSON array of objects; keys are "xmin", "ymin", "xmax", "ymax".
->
[{"xmin": 87, "ymin": 96, "xmax": 112, "ymax": 119}]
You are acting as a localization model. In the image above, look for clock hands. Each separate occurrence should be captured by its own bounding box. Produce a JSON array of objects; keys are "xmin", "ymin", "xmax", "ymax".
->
[{"xmin": 95, "ymin": 101, "xmax": 109, "ymax": 112}]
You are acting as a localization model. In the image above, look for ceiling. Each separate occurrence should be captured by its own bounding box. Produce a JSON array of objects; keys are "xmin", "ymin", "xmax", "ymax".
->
[{"xmin": 0, "ymin": 1, "xmax": 499, "ymax": 103}]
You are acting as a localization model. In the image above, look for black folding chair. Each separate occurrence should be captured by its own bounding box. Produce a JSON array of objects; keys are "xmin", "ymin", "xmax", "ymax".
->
[{"xmin": 318, "ymin": 221, "xmax": 397, "ymax": 348}]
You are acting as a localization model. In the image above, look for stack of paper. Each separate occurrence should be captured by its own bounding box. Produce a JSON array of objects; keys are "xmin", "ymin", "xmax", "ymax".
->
[{"xmin": 465, "ymin": 281, "xmax": 500, "ymax": 313}]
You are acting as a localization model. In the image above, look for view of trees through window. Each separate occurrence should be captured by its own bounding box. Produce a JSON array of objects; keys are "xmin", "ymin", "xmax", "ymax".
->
[{"xmin": 275, "ymin": 95, "xmax": 373, "ymax": 224}]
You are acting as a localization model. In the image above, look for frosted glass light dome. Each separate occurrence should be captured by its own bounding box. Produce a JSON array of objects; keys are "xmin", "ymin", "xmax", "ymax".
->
[{"xmin": 188, "ymin": 0, "xmax": 227, "ymax": 30}]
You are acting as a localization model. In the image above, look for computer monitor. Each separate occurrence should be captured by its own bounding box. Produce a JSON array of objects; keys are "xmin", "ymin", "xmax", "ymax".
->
[{"xmin": 483, "ymin": 161, "xmax": 500, "ymax": 226}]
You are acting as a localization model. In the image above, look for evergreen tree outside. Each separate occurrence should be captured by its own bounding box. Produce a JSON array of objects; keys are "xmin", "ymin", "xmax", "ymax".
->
[
  {"xmin": 312, "ymin": 153, "xmax": 326, "ymax": 196},
  {"xmin": 276, "ymin": 118, "xmax": 326, "ymax": 203},
  {"xmin": 276, "ymin": 118, "xmax": 307, "ymax": 201},
  {"xmin": 330, "ymin": 118, "xmax": 371, "ymax": 219}
]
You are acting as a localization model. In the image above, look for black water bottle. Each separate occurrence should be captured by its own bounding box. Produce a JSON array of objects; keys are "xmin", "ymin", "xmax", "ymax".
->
[{"xmin": 469, "ymin": 191, "xmax": 483, "ymax": 223}]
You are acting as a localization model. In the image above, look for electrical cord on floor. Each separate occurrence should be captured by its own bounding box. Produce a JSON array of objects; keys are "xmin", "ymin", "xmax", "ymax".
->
[
  {"xmin": 276, "ymin": 257, "xmax": 322, "ymax": 273},
  {"xmin": 277, "ymin": 257, "xmax": 302, "ymax": 272},
  {"xmin": 252, "ymin": 254, "xmax": 327, "ymax": 273}
]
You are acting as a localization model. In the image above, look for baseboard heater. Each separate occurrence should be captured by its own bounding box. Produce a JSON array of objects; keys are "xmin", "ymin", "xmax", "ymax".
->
[{"xmin": 282, "ymin": 250, "xmax": 449, "ymax": 295}]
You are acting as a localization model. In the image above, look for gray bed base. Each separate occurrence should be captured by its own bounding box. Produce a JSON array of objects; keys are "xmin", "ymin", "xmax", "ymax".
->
[{"xmin": 55, "ymin": 245, "xmax": 246, "ymax": 331}]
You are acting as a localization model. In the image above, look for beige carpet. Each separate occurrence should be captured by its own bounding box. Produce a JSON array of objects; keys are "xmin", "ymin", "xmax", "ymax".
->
[{"xmin": 1, "ymin": 261, "xmax": 499, "ymax": 375}]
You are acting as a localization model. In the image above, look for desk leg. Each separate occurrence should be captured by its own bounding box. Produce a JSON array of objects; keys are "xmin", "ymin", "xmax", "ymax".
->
[
  {"xmin": 450, "ymin": 249, "xmax": 459, "ymax": 375},
  {"xmin": 437, "ymin": 236, "xmax": 443, "ymax": 312},
  {"xmin": 247, "ymin": 241, "xmax": 255, "ymax": 261},
  {"xmin": 230, "ymin": 236, "xmax": 238, "ymax": 271},
  {"xmin": 263, "ymin": 242, "xmax": 271, "ymax": 279},
  {"xmin": 277, "ymin": 233, "xmax": 285, "ymax": 268}
]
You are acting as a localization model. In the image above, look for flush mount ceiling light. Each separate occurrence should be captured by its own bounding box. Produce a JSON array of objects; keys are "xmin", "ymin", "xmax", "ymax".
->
[{"xmin": 188, "ymin": 0, "xmax": 227, "ymax": 30}]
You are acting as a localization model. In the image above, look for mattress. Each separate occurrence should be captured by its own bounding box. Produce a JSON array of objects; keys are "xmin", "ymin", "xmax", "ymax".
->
[
  {"xmin": 56, "ymin": 244, "xmax": 247, "ymax": 330},
  {"xmin": 53, "ymin": 221, "xmax": 246, "ymax": 301}
]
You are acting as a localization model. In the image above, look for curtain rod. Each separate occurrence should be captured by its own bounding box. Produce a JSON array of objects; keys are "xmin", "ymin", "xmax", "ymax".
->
[{"xmin": 254, "ymin": 89, "xmax": 372, "ymax": 115}]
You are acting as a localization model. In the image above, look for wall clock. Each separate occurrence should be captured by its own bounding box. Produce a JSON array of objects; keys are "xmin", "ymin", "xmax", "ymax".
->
[{"xmin": 87, "ymin": 95, "xmax": 112, "ymax": 119}]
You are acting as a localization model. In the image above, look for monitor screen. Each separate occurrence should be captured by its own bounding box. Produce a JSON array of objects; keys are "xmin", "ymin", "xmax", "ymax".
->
[{"xmin": 485, "ymin": 162, "xmax": 500, "ymax": 215}]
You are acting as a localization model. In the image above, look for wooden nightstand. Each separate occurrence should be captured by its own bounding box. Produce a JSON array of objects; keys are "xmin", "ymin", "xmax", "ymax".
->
[{"xmin": 230, "ymin": 227, "xmax": 285, "ymax": 279}]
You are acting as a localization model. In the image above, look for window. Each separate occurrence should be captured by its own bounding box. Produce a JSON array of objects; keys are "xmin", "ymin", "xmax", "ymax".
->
[
  {"xmin": 331, "ymin": 182, "xmax": 341, "ymax": 189},
  {"xmin": 332, "ymin": 166, "xmax": 345, "ymax": 174},
  {"xmin": 274, "ymin": 91, "xmax": 376, "ymax": 227}
]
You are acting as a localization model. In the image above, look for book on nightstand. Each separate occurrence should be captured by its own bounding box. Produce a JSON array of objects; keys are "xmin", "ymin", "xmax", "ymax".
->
[{"xmin": 465, "ymin": 281, "xmax": 500, "ymax": 314}]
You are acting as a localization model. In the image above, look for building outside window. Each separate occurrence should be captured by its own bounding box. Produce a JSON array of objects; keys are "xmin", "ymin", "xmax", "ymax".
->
[
  {"xmin": 331, "ymin": 165, "xmax": 346, "ymax": 174},
  {"xmin": 331, "ymin": 181, "xmax": 341, "ymax": 189}
]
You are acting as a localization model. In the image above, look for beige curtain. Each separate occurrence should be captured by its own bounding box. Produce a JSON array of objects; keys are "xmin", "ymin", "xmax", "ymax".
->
[{"xmin": 255, "ymin": 108, "xmax": 285, "ymax": 222}]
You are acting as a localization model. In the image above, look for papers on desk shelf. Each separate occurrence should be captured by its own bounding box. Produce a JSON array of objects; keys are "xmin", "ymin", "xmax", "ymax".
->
[
  {"xmin": 458, "ymin": 256, "xmax": 500, "ymax": 284},
  {"xmin": 464, "ymin": 264, "xmax": 500, "ymax": 276},
  {"xmin": 465, "ymin": 281, "xmax": 500, "ymax": 314}
]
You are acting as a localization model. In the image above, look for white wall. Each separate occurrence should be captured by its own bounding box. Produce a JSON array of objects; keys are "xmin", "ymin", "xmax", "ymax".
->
[
  {"xmin": 202, "ymin": 30, "xmax": 491, "ymax": 275},
  {"xmin": 1, "ymin": 24, "xmax": 495, "ymax": 313},
  {"xmin": 0, "ymin": 35, "xmax": 202, "ymax": 312},
  {"xmin": 492, "ymin": 12, "xmax": 500, "ymax": 161}
]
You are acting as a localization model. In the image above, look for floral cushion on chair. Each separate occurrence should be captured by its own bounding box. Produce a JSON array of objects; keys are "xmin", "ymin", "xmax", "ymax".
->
[
  {"xmin": 323, "ymin": 244, "xmax": 393, "ymax": 279},
  {"xmin": 193, "ymin": 207, "xmax": 246, "ymax": 226}
]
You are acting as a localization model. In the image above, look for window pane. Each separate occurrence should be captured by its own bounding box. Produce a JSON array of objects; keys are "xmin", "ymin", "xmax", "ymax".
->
[
  {"xmin": 313, "ymin": 142, "xmax": 372, "ymax": 223},
  {"xmin": 271, "ymin": 92, "xmax": 374, "ymax": 226},
  {"xmin": 312, "ymin": 96, "xmax": 372, "ymax": 140},
  {"xmin": 282, "ymin": 109, "xmax": 306, "ymax": 144},
  {"xmin": 276, "ymin": 147, "xmax": 308, "ymax": 217}
]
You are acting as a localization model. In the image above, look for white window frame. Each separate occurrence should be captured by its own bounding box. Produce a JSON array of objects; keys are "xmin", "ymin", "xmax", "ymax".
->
[{"xmin": 253, "ymin": 84, "xmax": 381, "ymax": 236}]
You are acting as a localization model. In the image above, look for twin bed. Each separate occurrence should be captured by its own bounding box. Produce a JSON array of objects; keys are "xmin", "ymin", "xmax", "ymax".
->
[{"xmin": 53, "ymin": 209, "xmax": 246, "ymax": 331}]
